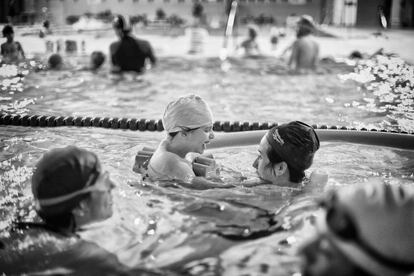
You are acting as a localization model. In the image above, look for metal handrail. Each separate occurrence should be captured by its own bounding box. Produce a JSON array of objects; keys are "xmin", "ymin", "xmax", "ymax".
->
[{"xmin": 220, "ymin": 0, "xmax": 238, "ymax": 61}]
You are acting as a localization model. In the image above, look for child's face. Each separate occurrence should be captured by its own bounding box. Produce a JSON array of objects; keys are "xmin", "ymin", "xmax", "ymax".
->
[{"xmin": 184, "ymin": 125, "xmax": 214, "ymax": 154}]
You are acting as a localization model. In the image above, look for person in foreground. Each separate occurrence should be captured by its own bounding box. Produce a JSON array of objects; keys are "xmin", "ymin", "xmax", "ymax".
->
[
  {"xmin": 145, "ymin": 94, "xmax": 233, "ymax": 189},
  {"xmin": 1, "ymin": 24, "xmax": 25, "ymax": 64},
  {"xmin": 300, "ymin": 181, "xmax": 414, "ymax": 276},
  {"xmin": 252, "ymin": 121, "xmax": 320, "ymax": 188},
  {"xmin": 288, "ymin": 15, "xmax": 319, "ymax": 73},
  {"xmin": 110, "ymin": 15, "xmax": 156, "ymax": 74},
  {"xmin": 0, "ymin": 146, "xmax": 162, "ymax": 275}
]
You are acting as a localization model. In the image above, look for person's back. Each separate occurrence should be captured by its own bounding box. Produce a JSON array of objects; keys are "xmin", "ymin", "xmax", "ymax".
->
[
  {"xmin": 110, "ymin": 35, "xmax": 155, "ymax": 73},
  {"xmin": 292, "ymin": 35, "xmax": 319, "ymax": 70},
  {"xmin": 288, "ymin": 15, "xmax": 319, "ymax": 72},
  {"xmin": 110, "ymin": 15, "xmax": 156, "ymax": 73}
]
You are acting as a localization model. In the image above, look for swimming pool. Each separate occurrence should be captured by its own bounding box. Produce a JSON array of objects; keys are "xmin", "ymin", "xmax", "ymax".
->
[{"xmin": 1, "ymin": 53, "xmax": 413, "ymax": 275}]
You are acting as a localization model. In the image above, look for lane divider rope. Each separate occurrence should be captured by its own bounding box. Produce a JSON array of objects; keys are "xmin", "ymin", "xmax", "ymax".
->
[{"xmin": 0, "ymin": 113, "xmax": 412, "ymax": 135}]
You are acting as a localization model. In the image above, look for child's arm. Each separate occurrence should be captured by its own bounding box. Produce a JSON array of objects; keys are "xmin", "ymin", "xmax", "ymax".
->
[{"xmin": 16, "ymin": 42, "xmax": 25, "ymax": 59}]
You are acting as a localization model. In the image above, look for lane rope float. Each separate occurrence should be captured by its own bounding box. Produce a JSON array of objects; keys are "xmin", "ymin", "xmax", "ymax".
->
[{"xmin": 1, "ymin": 113, "xmax": 413, "ymax": 150}]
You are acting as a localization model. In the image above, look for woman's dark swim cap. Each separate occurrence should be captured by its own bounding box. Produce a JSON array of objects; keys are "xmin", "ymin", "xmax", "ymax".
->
[
  {"xmin": 266, "ymin": 121, "xmax": 319, "ymax": 172},
  {"xmin": 32, "ymin": 146, "xmax": 101, "ymax": 216}
]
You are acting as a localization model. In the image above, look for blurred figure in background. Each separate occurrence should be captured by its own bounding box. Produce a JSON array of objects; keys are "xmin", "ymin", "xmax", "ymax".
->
[
  {"xmin": 1, "ymin": 25, "xmax": 25, "ymax": 64},
  {"xmin": 47, "ymin": 53, "xmax": 63, "ymax": 70},
  {"xmin": 110, "ymin": 15, "xmax": 156, "ymax": 73},
  {"xmin": 187, "ymin": 3, "xmax": 209, "ymax": 54},
  {"xmin": 288, "ymin": 15, "xmax": 319, "ymax": 73},
  {"xmin": 239, "ymin": 24, "xmax": 261, "ymax": 57}
]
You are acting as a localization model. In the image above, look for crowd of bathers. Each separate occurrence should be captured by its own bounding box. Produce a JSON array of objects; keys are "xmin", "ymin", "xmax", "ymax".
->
[
  {"xmin": 1, "ymin": 13, "xmax": 322, "ymax": 74},
  {"xmin": 1, "ymin": 14, "xmax": 413, "ymax": 276},
  {"xmin": 1, "ymin": 15, "xmax": 156, "ymax": 73}
]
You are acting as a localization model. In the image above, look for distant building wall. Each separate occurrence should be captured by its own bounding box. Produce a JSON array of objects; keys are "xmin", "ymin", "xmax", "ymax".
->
[
  {"xmin": 332, "ymin": 0, "xmax": 357, "ymax": 26},
  {"xmin": 355, "ymin": 0, "xmax": 392, "ymax": 27},
  {"xmin": 32, "ymin": 0, "xmax": 322, "ymax": 27}
]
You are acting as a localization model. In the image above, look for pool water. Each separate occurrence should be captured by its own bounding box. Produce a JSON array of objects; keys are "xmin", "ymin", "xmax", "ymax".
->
[{"xmin": 0, "ymin": 54, "xmax": 413, "ymax": 275}]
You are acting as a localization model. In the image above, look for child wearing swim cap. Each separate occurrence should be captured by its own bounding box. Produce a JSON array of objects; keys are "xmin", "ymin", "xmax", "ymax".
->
[
  {"xmin": 252, "ymin": 121, "xmax": 322, "ymax": 187},
  {"xmin": 145, "ymin": 94, "xmax": 233, "ymax": 189},
  {"xmin": 300, "ymin": 181, "xmax": 414, "ymax": 276}
]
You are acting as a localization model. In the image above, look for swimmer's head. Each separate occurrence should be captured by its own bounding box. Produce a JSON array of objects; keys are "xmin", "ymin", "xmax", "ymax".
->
[
  {"xmin": 48, "ymin": 53, "xmax": 63, "ymax": 70},
  {"xmin": 300, "ymin": 181, "xmax": 414, "ymax": 276},
  {"xmin": 296, "ymin": 15, "xmax": 316, "ymax": 37},
  {"xmin": 253, "ymin": 121, "xmax": 319, "ymax": 183},
  {"xmin": 162, "ymin": 94, "xmax": 214, "ymax": 134},
  {"xmin": 43, "ymin": 20, "xmax": 50, "ymax": 29},
  {"xmin": 113, "ymin": 15, "xmax": 132, "ymax": 35},
  {"xmin": 247, "ymin": 25, "xmax": 258, "ymax": 39},
  {"xmin": 90, "ymin": 51, "xmax": 105, "ymax": 70},
  {"xmin": 32, "ymin": 146, "xmax": 114, "ymax": 231},
  {"xmin": 2, "ymin": 24, "xmax": 14, "ymax": 38}
]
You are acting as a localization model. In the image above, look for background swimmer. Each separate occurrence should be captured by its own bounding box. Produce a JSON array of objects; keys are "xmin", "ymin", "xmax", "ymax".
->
[
  {"xmin": 1, "ymin": 24, "xmax": 25, "ymax": 64},
  {"xmin": 288, "ymin": 15, "xmax": 319, "ymax": 73}
]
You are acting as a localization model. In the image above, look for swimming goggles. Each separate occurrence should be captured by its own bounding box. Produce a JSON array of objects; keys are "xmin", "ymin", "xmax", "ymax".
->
[
  {"xmin": 320, "ymin": 192, "xmax": 414, "ymax": 271},
  {"xmin": 35, "ymin": 171, "xmax": 110, "ymax": 208}
]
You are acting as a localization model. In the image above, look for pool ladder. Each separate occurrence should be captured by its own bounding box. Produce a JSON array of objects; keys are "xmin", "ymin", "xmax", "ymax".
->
[{"xmin": 220, "ymin": 0, "xmax": 238, "ymax": 61}]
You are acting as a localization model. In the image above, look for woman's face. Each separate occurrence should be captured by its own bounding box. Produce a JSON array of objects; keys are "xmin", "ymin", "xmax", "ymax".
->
[
  {"xmin": 185, "ymin": 124, "xmax": 214, "ymax": 154},
  {"xmin": 252, "ymin": 135, "xmax": 274, "ymax": 182},
  {"xmin": 86, "ymin": 171, "xmax": 115, "ymax": 223}
]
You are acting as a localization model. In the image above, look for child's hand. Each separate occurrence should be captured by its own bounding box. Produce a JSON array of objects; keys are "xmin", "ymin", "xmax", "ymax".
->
[{"xmin": 185, "ymin": 152, "xmax": 202, "ymax": 163}]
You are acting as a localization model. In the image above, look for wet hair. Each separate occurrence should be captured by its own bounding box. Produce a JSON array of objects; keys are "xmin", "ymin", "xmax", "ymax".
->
[
  {"xmin": 192, "ymin": 3, "xmax": 204, "ymax": 18},
  {"xmin": 248, "ymin": 27, "xmax": 257, "ymax": 39},
  {"xmin": 32, "ymin": 146, "xmax": 101, "ymax": 233},
  {"xmin": 296, "ymin": 17, "xmax": 315, "ymax": 38},
  {"xmin": 48, "ymin": 53, "xmax": 63, "ymax": 70},
  {"xmin": 91, "ymin": 51, "xmax": 105, "ymax": 69},
  {"xmin": 2, "ymin": 25, "xmax": 14, "ymax": 37},
  {"xmin": 43, "ymin": 20, "xmax": 50, "ymax": 29},
  {"xmin": 265, "ymin": 122, "xmax": 319, "ymax": 183},
  {"xmin": 349, "ymin": 51, "xmax": 363, "ymax": 59},
  {"xmin": 113, "ymin": 15, "xmax": 131, "ymax": 34},
  {"xmin": 265, "ymin": 146, "xmax": 304, "ymax": 183}
]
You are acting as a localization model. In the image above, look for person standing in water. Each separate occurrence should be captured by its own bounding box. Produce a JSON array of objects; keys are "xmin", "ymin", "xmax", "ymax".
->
[
  {"xmin": 1, "ymin": 25, "xmax": 25, "ymax": 64},
  {"xmin": 288, "ymin": 15, "xmax": 319, "ymax": 73},
  {"xmin": 110, "ymin": 15, "xmax": 156, "ymax": 73}
]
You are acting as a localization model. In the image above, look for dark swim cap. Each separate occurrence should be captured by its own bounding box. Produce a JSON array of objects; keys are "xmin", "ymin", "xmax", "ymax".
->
[
  {"xmin": 266, "ymin": 121, "xmax": 319, "ymax": 172},
  {"xmin": 2, "ymin": 25, "xmax": 14, "ymax": 37},
  {"xmin": 113, "ymin": 15, "xmax": 131, "ymax": 33},
  {"xmin": 32, "ymin": 146, "xmax": 101, "ymax": 216}
]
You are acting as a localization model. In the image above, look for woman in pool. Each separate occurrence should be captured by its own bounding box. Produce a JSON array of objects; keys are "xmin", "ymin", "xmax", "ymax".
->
[
  {"xmin": 0, "ymin": 146, "xmax": 162, "ymax": 274},
  {"xmin": 146, "ymin": 94, "xmax": 233, "ymax": 189},
  {"xmin": 252, "ymin": 121, "xmax": 321, "ymax": 187},
  {"xmin": 299, "ymin": 181, "xmax": 414, "ymax": 276}
]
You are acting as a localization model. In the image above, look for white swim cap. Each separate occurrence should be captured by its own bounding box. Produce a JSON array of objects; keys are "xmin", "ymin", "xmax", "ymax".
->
[
  {"xmin": 317, "ymin": 181, "xmax": 414, "ymax": 276},
  {"xmin": 162, "ymin": 94, "xmax": 213, "ymax": 133}
]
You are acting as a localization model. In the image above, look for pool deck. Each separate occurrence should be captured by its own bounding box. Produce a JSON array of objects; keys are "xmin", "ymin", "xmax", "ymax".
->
[{"xmin": 4, "ymin": 24, "xmax": 414, "ymax": 64}]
